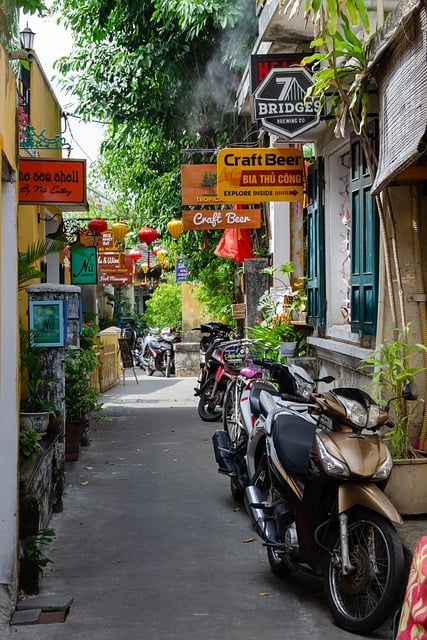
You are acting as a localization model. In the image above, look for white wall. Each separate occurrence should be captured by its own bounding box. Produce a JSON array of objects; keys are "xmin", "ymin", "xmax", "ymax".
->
[{"xmin": 0, "ymin": 176, "xmax": 19, "ymax": 616}]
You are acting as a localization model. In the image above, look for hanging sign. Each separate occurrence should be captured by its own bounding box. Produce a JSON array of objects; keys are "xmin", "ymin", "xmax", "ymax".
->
[
  {"xmin": 70, "ymin": 246, "xmax": 98, "ymax": 285},
  {"xmin": 252, "ymin": 67, "xmax": 320, "ymax": 139},
  {"xmin": 18, "ymin": 158, "xmax": 88, "ymax": 210},
  {"xmin": 182, "ymin": 208, "xmax": 261, "ymax": 230},
  {"xmin": 97, "ymin": 250, "xmax": 133, "ymax": 285},
  {"xmin": 250, "ymin": 53, "xmax": 306, "ymax": 93},
  {"xmin": 181, "ymin": 164, "xmax": 232, "ymax": 205},
  {"xmin": 216, "ymin": 147, "xmax": 304, "ymax": 202}
]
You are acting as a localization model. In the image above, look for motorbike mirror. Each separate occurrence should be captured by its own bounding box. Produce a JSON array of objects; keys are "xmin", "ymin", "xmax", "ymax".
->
[
  {"xmin": 402, "ymin": 382, "xmax": 419, "ymax": 401},
  {"xmin": 316, "ymin": 375, "xmax": 335, "ymax": 384}
]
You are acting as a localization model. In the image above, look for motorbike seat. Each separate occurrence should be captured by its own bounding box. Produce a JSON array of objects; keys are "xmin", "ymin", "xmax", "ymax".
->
[
  {"xmin": 272, "ymin": 414, "xmax": 317, "ymax": 475},
  {"xmin": 249, "ymin": 381, "xmax": 280, "ymax": 417}
]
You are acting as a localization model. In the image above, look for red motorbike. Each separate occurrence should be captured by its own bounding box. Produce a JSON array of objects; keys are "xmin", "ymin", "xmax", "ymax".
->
[{"xmin": 195, "ymin": 338, "xmax": 249, "ymax": 421}]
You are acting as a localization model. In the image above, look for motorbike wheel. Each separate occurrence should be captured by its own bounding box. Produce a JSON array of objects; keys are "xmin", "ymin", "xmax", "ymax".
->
[
  {"xmin": 223, "ymin": 378, "xmax": 244, "ymax": 443},
  {"xmin": 323, "ymin": 507, "xmax": 405, "ymax": 635},
  {"xmin": 197, "ymin": 379, "xmax": 223, "ymax": 422},
  {"xmin": 230, "ymin": 476, "xmax": 244, "ymax": 502}
]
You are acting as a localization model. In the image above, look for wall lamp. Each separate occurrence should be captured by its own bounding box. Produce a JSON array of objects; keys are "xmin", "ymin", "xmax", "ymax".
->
[
  {"xmin": 8, "ymin": 24, "xmax": 36, "ymax": 61},
  {"xmin": 20, "ymin": 23, "xmax": 35, "ymax": 50}
]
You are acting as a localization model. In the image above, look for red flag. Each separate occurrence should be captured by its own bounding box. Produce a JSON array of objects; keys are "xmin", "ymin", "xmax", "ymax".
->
[{"xmin": 214, "ymin": 228, "xmax": 254, "ymax": 263}]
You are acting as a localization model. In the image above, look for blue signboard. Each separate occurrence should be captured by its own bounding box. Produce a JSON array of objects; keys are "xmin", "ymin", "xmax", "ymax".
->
[{"xmin": 175, "ymin": 257, "xmax": 190, "ymax": 282}]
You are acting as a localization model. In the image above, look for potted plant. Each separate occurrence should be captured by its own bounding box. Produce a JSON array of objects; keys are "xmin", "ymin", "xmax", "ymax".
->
[
  {"xmin": 358, "ymin": 325, "xmax": 427, "ymax": 514},
  {"xmin": 64, "ymin": 346, "xmax": 103, "ymax": 461},
  {"xmin": 19, "ymin": 427, "xmax": 42, "ymax": 483},
  {"xmin": 248, "ymin": 289, "xmax": 305, "ymax": 360},
  {"xmin": 19, "ymin": 328, "xmax": 56, "ymax": 435},
  {"xmin": 19, "ymin": 528, "xmax": 55, "ymax": 594}
]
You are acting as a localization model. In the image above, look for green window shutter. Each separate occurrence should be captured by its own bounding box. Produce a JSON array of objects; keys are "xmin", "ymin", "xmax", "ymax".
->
[
  {"xmin": 306, "ymin": 158, "xmax": 326, "ymax": 327},
  {"xmin": 350, "ymin": 133, "xmax": 379, "ymax": 336}
]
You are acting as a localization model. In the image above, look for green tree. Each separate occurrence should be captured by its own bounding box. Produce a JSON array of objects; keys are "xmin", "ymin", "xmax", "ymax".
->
[{"xmin": 143, "ymin": 276, "xmax": 182, "ymax": 329}]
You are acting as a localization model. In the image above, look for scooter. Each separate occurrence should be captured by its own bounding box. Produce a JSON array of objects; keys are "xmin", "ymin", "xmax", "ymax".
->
[
  {"xmin": 141, "ymin": 327, "xmax": 180, "ymax": 377},
  {"xmin": 213, "ymin": 358, "xmax": 332, "ymax": 500},
  {"xmin": 193, "ymin": 323, "xmax": 235, "ymax": 421},
  {"xmin": 193, "ymin": 323, "xmax": 234, "ymax": 396},
  {"xmin": 244, "ymin": 383, "xmax": 418, "ymax": 635}
]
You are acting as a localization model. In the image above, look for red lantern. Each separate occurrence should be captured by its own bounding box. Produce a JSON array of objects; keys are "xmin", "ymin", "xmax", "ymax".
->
[
  {"xmin": 137, "ymin": 225, "xmax": 158, "ymax": 245},
  {"xmin": 128, "ymin": 249, "xmax": 142, "ymax": 261},
  {"xmin": 88, "ymin": 218, "xmax": 108, "ymax": 234}
]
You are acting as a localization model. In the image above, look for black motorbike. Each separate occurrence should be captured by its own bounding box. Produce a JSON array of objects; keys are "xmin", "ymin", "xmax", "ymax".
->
[
  {"xmin": 141, "ymin": 327, "xmax": 180, "ymax": 377},
  {"xmin": 193, "ymin": 322, "xmax": 234, "ymax": 421}
]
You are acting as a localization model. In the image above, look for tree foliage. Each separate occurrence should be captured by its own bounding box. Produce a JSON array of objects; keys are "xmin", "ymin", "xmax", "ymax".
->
[{"xmin": 143, "ymin": 276, "xmax": 182, "ymax": 329}]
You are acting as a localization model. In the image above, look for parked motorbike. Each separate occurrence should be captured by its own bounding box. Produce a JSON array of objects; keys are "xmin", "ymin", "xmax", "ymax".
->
[
  {"xmin": 243, "ymin": 382, "xmax": 418, "ymax": 634},
  {"xmin": 193, "ymin": 322, "xmax": 234, "ymax": 421},
  {"xmin": 140, "ymin": 327, "xmax": 180, "ymax": 377},
  {"xmin": 213, "ymin": 358, "xmax": 332, "ymax": 500}
]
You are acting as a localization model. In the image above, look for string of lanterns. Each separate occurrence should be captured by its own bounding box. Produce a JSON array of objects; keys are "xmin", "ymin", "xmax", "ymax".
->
[{"xmin": 83, "ymin": 218, "xmax": 184, "ymax": 284}]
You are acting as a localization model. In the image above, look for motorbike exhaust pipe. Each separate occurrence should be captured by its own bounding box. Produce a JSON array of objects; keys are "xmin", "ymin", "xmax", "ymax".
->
[
  {"xmin": 244, "ymin": 485, "xmax": 277, "ymax": 542},
  {"xmin": 212, "ymin": 430, "xmax": 235, "ymax": 476}
]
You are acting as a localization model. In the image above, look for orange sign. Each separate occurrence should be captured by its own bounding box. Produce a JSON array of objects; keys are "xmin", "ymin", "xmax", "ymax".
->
[
  {"xmin": 216, "ymin": 147, "xmax": 304, "ymax": 202},
  {"xmin": 182, "ymin": 209, "xmax": 261, "ymax": 230},
  {"xmin": 19, "ymin": 158, "xmax": 88, "ymax": 210},
  {"xmin": 181, "ymin": 164, "xmax": 232, "ymax": 205}
]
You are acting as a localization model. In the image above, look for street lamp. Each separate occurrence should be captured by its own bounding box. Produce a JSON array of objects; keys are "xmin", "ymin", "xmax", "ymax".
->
[{"xmin": 20, "ymin": 24, "xmax": 36, "ymax": 50}]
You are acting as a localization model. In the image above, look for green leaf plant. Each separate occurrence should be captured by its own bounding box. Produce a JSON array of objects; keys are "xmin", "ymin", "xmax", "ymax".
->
[{"xmin": 358, "ymin": 326, "xmax": 427, "ymax": 459}]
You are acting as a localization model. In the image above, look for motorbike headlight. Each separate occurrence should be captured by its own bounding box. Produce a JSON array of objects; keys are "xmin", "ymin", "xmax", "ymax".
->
[
  {"xmin": 316, "ymin": 434, "xmax": 350, "ymax": 478},
  {"xmin": 339, "ymin": 396, "xmax": 368, "ymax": 428},
  {"xmin": 294, "ymin": 375, "xmax": 314, "ymax": 400},
  {"xmin": 372, "ymin": 448, "xmax": 393, "ymax": 480}
]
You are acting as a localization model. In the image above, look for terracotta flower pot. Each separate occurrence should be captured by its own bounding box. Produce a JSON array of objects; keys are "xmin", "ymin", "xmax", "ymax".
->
[{"xmin": 65, "ymin": 419, "xmax": 86, "ymax": 461}]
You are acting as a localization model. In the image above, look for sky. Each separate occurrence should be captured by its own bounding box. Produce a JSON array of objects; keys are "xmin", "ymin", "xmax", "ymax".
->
[{"xmin": 19, "ymin": 10, "xmax": 105, "ymax": 166}]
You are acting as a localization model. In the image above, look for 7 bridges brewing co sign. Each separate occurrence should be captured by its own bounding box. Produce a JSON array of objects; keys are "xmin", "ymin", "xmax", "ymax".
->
[{"xmin": 252, "ymin": 66, "xmax": 320, "ymax": 139}]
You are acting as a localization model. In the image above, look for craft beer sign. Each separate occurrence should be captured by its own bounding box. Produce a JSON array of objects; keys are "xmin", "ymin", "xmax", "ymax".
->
[
  {"xmin": 182, "ymin": 208, "xmax": 260, "ymax": 230},
  {"xmin": 216, "ymin": 147, "xmax": 304, "ymax": 202},
  {"xmin": 19, "ymin": 158, "xmax": 88, "ymax": 210}
]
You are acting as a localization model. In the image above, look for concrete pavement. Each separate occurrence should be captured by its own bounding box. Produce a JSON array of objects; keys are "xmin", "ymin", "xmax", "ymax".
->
[{"xmin": 9, "ymin": 371, "xmax": 426, "ymax": 639}]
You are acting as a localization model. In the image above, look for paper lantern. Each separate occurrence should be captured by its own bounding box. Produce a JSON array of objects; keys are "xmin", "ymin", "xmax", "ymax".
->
[
  {"xmin": 138, "ymin": 225, "xmax": 158, "ymax": 245},
  {"xmin": 128, "ymin": 249, "xmax": 142, "ymax": 261},
  {"xmin": 111, "ymin": 221, "xmax": 129, "ymax": 245},
  {"xmin": 87, "ymin": 217, "xmax": 108, "ymax": 234},
  {"xmin": 156, "ymin": 249, "xmax": 168, "ymax": 264},
  {"xmin": 167, "ymin": 218, "xmax": 184, "ymax": 240},
  {"xmin": 152, "ymin": 245, "xmax": 161, "ymax": 256},
  {"xmin": 141, "ymin": 262, "xmax": 149, "ymax": 274}
]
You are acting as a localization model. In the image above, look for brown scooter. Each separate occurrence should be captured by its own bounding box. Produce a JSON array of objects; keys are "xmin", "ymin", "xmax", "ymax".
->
[{"xmin": 245, "ymin": 384, "xmax": 417, "ymax": 635}]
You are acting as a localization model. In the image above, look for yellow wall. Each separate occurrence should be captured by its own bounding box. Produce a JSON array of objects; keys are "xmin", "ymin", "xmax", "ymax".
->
[{"xmin": 18, "ymin": 54, "xmax": 64, "ymax": 323}]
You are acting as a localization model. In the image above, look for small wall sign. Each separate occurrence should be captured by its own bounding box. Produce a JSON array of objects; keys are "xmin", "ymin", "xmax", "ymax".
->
[{"xmin": 29, "ymin": 300, "xmax": 64, "ymax": 347}]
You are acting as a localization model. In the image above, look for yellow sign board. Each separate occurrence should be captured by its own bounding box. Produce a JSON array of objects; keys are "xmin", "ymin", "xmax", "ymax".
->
[{"xmin": 216, "ymin": 147, "xmax": 304, "ymax": 202}]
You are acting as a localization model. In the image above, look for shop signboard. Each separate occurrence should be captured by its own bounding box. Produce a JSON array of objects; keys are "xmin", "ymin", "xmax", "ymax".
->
[
  {"xmin": 216, "ymin": 147, "xmax": 304, "ymax": 202},
  {"xmin": 70, "ymin": 245, "xmax": 98, "ymax": 284},
  {"xmin": 250, "ymin": 53, "xmax": 306, "ymax": 93},
  {"xmin": 182, "ymin": 208, "xmax": 261, "ymax": 230},
  {"xmin": 18, "ymin": 158, "xmax": 88, "ymax": 210},
  {"xmin": 181, "ymin": 164, "xmax": 229, "ymax": 205},
  {"xmin": 252, "ymin": 67, "xmax": 320, "ymax": 139}
]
